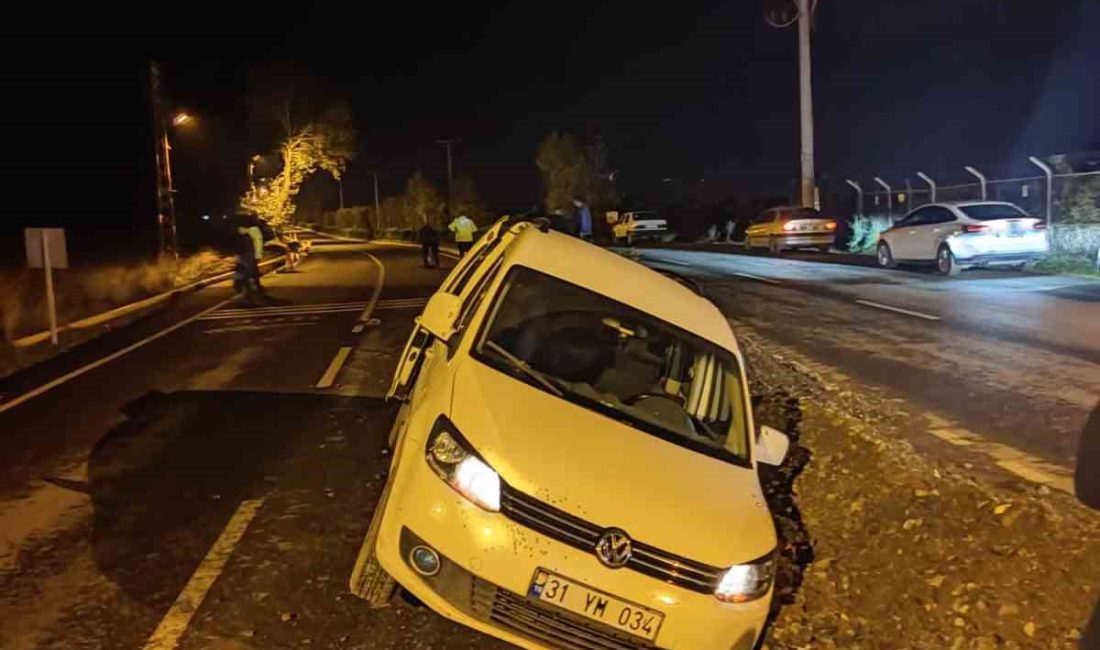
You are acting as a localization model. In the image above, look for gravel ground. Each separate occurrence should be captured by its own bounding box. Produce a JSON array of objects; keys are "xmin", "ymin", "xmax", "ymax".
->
[{"xmin": 739, "ymin": 327, "xmax": 1100, "ymax": 650}]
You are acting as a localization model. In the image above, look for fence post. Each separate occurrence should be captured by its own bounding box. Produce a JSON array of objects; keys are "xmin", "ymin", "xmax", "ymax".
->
[
  {"xmin": 964, "ymin": 166, "xmax": 987, "ymax": 200},
  {"xmin": 873, "ymin": 177, "xmax": 893, "ymax": 218},
  {"xmin": 917, "ymin": 171, "xmax": 936, "ymax": 202},
  {"xmin": 1027, "ymin": 156, "xmax": 1054, "ymax": 227},
  {"xmin": 845, "ymin": 179, "xmax": 864, "ymax": 216}
]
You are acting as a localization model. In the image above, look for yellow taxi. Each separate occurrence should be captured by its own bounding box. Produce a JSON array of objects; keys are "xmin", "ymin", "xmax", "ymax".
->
[
  {"xmin": 744, "ymin": 206, "xmax": 836, "ymax": 254},
  {"xmin": 350, "ymin": 217, "xmax": 791, "ymax": 650}
]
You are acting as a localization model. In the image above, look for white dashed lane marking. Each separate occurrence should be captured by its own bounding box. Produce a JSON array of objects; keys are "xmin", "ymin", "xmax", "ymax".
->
[
  {"xmin": 316, "ymin": 347, "xmax": 353, "ymax": 389},
  {"xmin": 143, "ymin": 499, "xmax": 264, "ymax": 650},
  {"xmin": 855, "ymin": 299, "xmax": 941, "ymax": 321}
]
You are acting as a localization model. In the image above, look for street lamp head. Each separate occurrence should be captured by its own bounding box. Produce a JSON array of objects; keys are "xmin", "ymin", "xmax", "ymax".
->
[{"xmin": 172, "ymin": 113, "xmax": 192, "ymax": 127}]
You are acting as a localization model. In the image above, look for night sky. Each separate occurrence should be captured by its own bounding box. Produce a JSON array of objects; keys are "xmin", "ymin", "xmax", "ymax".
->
[{"xmin": 6, "ymin": 0, "xmax": 1098, "ymax": 257}]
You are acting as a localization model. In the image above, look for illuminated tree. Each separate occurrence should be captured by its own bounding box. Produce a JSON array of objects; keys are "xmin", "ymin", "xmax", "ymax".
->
[
  {"xmin": 536, "ymin": 132, "xmax": 618, "ymax": 214},
  {"xmin": 403, "ymin": 171, "xmax": 444, "ymax": 228}
]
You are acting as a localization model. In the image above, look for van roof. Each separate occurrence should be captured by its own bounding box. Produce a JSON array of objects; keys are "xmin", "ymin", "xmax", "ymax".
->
[{"xmin": 500, "ymin": 225, "xmax": 739, "ymax": 353}]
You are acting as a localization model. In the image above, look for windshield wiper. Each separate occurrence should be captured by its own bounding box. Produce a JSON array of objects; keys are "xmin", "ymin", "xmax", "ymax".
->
[{"xmin": 483, "ymin": 340, "xmax": 564, "ymax": 397}]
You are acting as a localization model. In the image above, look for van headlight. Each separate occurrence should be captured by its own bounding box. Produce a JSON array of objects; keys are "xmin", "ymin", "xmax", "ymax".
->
[
  {"xmin": 425, "ymin": 418, "xmax": 500, "ymax": 512},
  {"xmin": 714, "ymin": 552, "xmax": 776, "ymax": 603}
]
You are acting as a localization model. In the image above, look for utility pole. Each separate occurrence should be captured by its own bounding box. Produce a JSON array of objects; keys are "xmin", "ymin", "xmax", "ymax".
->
[
  {"xmin": 337, "ymin": 177, "xmax": 345, "ymax": 210},
  {"xmin": 436, "ymin": 139, "xmax": 459, "ymax": 220},
  {"xmin": 797, "ymin": 0, "xmax": 815, "ymax": 209},
  {"xmin": 149, "ymin": 62, "xmax": 178, "ymax": 259},
  {"xmin": 766, "ymin": 0, "xmax": 817, "ymax": 209}
]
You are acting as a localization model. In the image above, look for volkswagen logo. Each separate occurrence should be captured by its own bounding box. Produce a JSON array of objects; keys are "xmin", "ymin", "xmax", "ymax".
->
[{"xmin": 595, "ymin": 529, "xmax": 633, "ymax": 568}]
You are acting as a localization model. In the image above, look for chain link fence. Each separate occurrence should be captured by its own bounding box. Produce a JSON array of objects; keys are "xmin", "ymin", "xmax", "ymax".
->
[{"xmin": 859, "ymin": 171, "xmax": 1100, "ymax": 224}]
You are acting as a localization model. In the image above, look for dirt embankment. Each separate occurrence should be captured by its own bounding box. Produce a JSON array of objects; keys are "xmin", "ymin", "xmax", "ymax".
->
[{"xmin": 743, "ymin": 329, "xmax": 1099, "ymax": 650}]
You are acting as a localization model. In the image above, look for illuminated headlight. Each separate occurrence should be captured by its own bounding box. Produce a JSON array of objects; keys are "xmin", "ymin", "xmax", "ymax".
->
[
  {"xmin": 425, "ymin": 418, "xmax": 500, "ymax": 512},
  {"xmin": 714, "ymin": 552, "xmax": 776, "ymax": 603}
]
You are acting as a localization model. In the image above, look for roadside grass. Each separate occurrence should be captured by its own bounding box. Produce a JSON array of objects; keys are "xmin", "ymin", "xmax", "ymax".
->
[
  {"xmin": 0, "ymin": 250, "xmax": 231, "ymax": 344},
  {"xmin": 1033, "ymin": 254, "xmax": 1099, "ymax": 277}
]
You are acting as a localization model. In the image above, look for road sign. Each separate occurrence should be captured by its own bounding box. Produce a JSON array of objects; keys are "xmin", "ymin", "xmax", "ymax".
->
[
  {"xmin": 25, "ymin": 228, "xmax": 69, "ymax": 269},
  {"xmin": 24, "ymin": 228, "xmax": 68, "ymax": 345}
]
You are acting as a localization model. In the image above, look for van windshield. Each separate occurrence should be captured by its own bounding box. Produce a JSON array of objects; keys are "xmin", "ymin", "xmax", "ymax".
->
[{"xmin": 474, "ymin": 266, "xmax": 751, "ymax": 467}]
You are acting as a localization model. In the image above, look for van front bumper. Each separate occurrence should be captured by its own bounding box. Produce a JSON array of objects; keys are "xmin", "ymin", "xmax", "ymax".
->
[{"xmin": 374, "ymin": 458, "xmax": 770, "ymax": 650}]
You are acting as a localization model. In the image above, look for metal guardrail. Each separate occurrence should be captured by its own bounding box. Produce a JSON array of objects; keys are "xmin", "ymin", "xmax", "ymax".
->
[{"xmin": 11, "ymin": 255, "xmax": 286, "ymax": 349}]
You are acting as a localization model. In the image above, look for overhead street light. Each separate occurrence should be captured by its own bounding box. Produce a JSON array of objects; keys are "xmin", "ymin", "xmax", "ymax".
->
[{"xmin": 172, "ymin": 112, "xmax": 192, "ymax": 127}]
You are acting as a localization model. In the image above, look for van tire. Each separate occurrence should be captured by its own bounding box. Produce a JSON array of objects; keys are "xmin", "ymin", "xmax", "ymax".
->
[
  {"xmin": 769, "ymin": 237, "xmax": 783, "ymax": 255},
  {"xmin": 349, "ymin": 481, "xmax": 397, "ymax": 608}
]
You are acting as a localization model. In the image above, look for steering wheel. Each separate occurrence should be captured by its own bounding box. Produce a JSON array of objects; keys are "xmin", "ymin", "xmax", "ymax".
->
[{"xmin": 625, "ymin": 391, "xmax": 685, "ymax": 407}]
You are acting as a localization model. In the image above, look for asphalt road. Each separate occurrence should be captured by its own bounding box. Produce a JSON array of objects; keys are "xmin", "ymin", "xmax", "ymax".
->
[
  {"xmin": 1, "ymin": 235, "xmax": 1096, "ymax": 650},
  {"xmin": 631, "ymin": 246, "xmax": 1100, "ymax": 471},
  {"xmin": 0, "ymin": 239, "xmax": 512, "ymax": 649}
]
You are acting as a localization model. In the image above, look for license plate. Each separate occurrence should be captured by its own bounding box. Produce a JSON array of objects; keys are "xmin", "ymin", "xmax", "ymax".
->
[{"xmin": 528, "ymin": 569, "xmax": 664, "ymax": 641}]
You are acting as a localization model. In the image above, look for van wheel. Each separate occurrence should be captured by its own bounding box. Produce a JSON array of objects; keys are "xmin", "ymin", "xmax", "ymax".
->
[
  {"xmin": 349, "ymin": 482, "xmax": 397, "ymax": 608},
  {"xmin": 742, "ymin": 237, "xmax": 752, "ymax": 251},
  {"xmin": 769, "ymin": 237, "xmax": 783, "ymax": 255},
  {"xmin": 877, "ymin": 242, "xmax": 897, "ymax": 268},
  {"xmin": 936, "ymin": 245, "xmax": 960, "ymax": 276}
]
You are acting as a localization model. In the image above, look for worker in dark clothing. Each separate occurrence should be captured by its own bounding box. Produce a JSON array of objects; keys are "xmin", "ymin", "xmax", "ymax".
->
[
  {"xmin": 1078, "ymin": 400, "xmax": 1100, "ymax": 650},
  {"xmin": 418, "ymin": 221, "xmax": 441, "ymax": 268}
]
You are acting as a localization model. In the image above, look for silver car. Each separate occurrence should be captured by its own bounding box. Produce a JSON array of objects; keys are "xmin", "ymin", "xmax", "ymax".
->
[{"xmin": 876, "ymin": 201, "xmax": 1049, "ymax": 275}]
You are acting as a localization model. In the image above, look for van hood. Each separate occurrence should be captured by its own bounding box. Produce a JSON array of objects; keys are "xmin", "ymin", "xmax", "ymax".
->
[{"xmin": 450, "ymin": 358, "xmax": 776, "ymax": 567}]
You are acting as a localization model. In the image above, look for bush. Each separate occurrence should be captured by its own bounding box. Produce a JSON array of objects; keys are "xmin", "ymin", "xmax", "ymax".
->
[
  {"xmin": 1050, "ymin": 224, "xmax": 1100, "ymax": 256},
  {"xmin": 847, "ymin": 214, "xmax": 893, "ymax": 253}
]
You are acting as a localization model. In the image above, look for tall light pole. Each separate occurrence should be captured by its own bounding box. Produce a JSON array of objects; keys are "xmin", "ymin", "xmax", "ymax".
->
[
  {"xmin": 767, "ymin": 0, "xmax": 817, "ymax": 209},
  {"xmin": 436, "ymin": 139, "xmax": 459, "ymax": 220},
  {"xmin": 337, "ymin": 177, "xmax": 345, "ymax": 210}
]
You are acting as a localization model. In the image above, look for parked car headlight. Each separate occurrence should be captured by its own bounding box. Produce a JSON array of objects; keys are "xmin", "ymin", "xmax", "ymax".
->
[
  {"xmin": 714, "ymin": 552, "xmax": 776, "ymax": 603},
  {"xmin": 425, "ymin": 418, "xmax": 500, "ymax": 512}
]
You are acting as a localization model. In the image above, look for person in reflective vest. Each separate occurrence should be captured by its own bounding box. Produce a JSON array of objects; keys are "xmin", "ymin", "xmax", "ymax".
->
[{"xmin": 448, "ymin": 214, "xmax": 478, "ymax": 256}]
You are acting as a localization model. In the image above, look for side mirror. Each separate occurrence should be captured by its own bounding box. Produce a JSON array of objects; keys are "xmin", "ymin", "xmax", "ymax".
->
[
  {"xmin": 756, "ymin": 425, "xmax": 790, "ymax": 467},
  {"xmin": 418, "ymin": 292, "xmax": 462, "ymax": 341}
]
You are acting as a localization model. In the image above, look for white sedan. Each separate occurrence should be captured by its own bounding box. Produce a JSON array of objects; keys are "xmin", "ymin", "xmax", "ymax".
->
[{"xmin": 877, "ymin": 201, "xmax": 1049, "ymax": 275}]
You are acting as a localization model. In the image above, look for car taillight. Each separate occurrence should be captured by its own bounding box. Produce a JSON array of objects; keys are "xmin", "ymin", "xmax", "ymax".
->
[
  {"xmin": 782, "ymin": 222, "xmax": 796, "ymax": 232},
  {"xmin": 1033, "ymin": 222, "xmax": 1048, "ymax": 230},
  {"xmin": 825, "ymin": 221, "xmax": 837, "ymax": 231},
  {"xmin": 961, "ymin": 224, "xmax": 991, "ymax": 234}
]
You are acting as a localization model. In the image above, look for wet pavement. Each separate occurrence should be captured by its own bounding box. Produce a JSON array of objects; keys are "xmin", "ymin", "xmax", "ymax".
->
[
  {"xmin": 1, "ymin": 236, "xmax": 1096, "ymax": 650},
  {"xmin": 631, "ymin": 247, "xmax": 1100, "ymax": 470}
]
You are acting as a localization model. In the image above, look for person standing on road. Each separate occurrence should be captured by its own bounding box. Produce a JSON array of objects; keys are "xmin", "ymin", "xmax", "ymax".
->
[
  {"xmin": 418, "ymin": 221, "xmax": 441, "ymax": 268},
  {"xmin": 449, "ymin": 214, "xmax": 477, "ymax": 256},
  {"xmin": 573, "ymin": 198, "xmax": 593, "ymax": 241}
]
